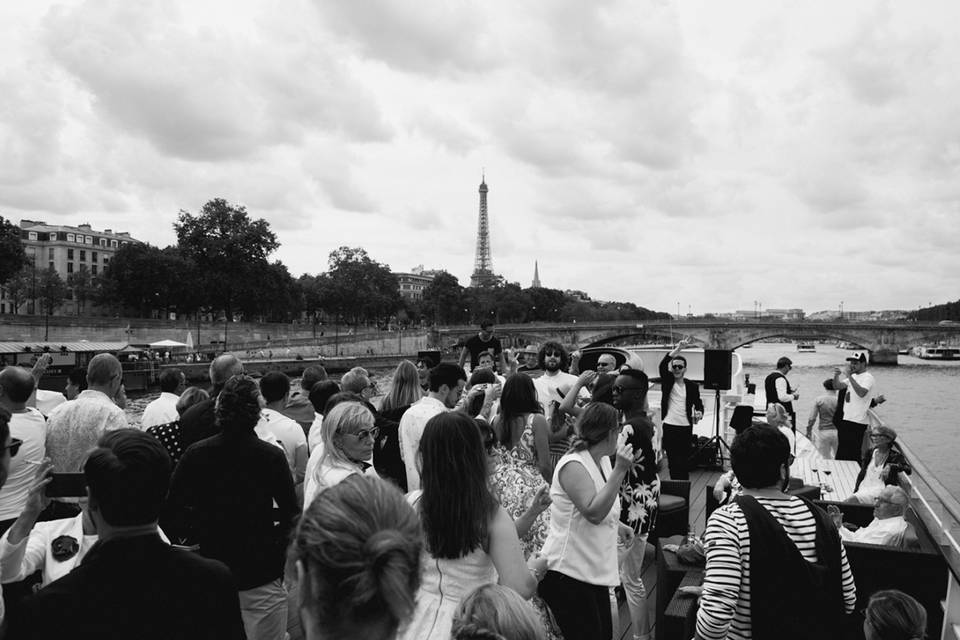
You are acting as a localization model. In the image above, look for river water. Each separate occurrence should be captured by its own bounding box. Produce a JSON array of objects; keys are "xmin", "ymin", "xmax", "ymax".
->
[{"xmin": 124, "ymin": 342, "xmax": 960, "ymax": 499}]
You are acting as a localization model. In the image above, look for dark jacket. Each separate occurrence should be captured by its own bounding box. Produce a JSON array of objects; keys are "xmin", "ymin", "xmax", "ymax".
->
[
  {"xmin": 854, "ymin": 443, "xmax": 912, "ymax": 492},
  {"xmin": 374, "ymin": 405, "xmax": 412, "ymax": 492},
  {"xmin": 8, "ymin": 534, "xmax": 244, "ymax": 640},
  {"xmin": 658, "ymin": 354, "xmax": 704, "ymax": 425},
  {"xmin": 178, "ymin": 397, "xmax": 218, "ymax": 449}
]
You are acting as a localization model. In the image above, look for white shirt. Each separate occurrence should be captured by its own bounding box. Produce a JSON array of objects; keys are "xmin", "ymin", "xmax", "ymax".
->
[
  {"xmin": 303, "ymin": 456, "xmax": 379, "ymax": 510},
  {"xmin": 257, "ymin": 407, "xmax": 308, "ymax": 481},
  {"xmin": 0, "ymin": 409, "xmax": 47, "ymax": 521},
  {"xmin": 838, "ymin": 515, "xmax": 908, "ymax": 546},
  {"xmin": 664, "ymin": 382, "xmax": 689, "ymax": 425},
  {"xmin": 45, "ymin": 390, "xmax": 128, "ymax": 473},
  {"xmin": 307, "ymin": 414, "xmax": 323, "ymax": 453},
  {"xmin": 533, "ymin": 371, "xmax": 580, "ymax": 421},
  {"xmin": 34, "ymin": 390, "xmax": 66, "ymax": 417},
  {"xmin": 140, "ymin": 392, "xmax": 180, "ymax": 429},
  {"xmin": 774, "ymin": 376, "xmax": 795, "ymax": 404},
  {"xmin": 398, "ymin": 396, "xmax": 448, "ymax": 492},
  {"xmin": 842, "ymin": 371, "xmax": 877, "ymax": 424}
]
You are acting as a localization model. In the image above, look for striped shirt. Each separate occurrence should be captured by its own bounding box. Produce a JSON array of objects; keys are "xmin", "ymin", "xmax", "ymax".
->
[{"xmin": 696, "ymin": 495, "xmax": 857, "ymax": 640}]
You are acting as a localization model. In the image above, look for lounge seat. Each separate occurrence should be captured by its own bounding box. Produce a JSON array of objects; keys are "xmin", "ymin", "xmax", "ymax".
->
[{"xmin": 654, "ymin": 480, "xmax": 691, "ymax": 541}]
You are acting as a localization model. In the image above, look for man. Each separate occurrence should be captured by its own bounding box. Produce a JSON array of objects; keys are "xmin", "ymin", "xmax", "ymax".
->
[
  {"xmin": 765, "ymin": 357, "xmax": 800, "ymax": 429},
  {"xmin": 532, "ymin": 342, "xmax": 579, "ymax": 423},
  {"xmin": 612, "ymin": 368, "xmax": 659, "ymax": 640},
  {"xmin": 833, "ymin": 353, "xmax": 877, "ymax": 461},
  {"xmin": 179, "ymin": 353, "xmax": 244, "ymax": 448},
  {"xmin": 0, "ymin": 367, "xmax": 46, "ymax": 534},
  {"xmin": 834, "ymin": 486, "xmax": 912, "ymax": 546},
  {"xmin": 807, "ymin": 378, "xmax": 839, "ymax": 459},
  {"xmin": 595, "ymin": 353, "xmax": 618, "ymax": 375},
  {"xmin": 0, "ymin": 407, "xmax": 18, "ymax": 624},
  {"xmin": 140, "ymin": 368, "xmax": 184, "ymax": 429},
  {"xmin": 696, "ymin": 426, "xmax": 856, "ymax": 640},
  {"xmin": 475, "ymin": 351, "xmax": 506, "ymax": 384},
  {"xmin": 45, "ymin": 353, "xmax": 127, "ymax": 474},
  {"xmin": 415, "ymin": 351, "xmax": 441, "ymax": 391},
  {"xmin": 516, "ymin": 346, "xmax": 541, "ymax": 374},
  {"xmin": 280, "ymin": 365, "xmax": 327, "ymax": 433},
  {"xmin": 165, "ymin": 376, "xmax": 298, "ymax": 640},
  {"xmin": 63, "ymin": 368, "xmax": 86, "ymax": 400},
  {"xmin": 340, "ymin": 367, "xmax": 375, "ymax": 400},
  {"xmin": 458, "ymin": 321, "xmax": 504, "ymax": 372},
  {"xmin": 257, "ymin": 372, "xmax": 308, "ymax": 487},
  {"xmin": 658, "ymin": 338, "xmax": 704, "ymax": 480},
  {"xmin": 398, "ymin": 363, "xmax": 467, "ymax": 491},
  {"xmin": 10, "ymin": 429, "xmax": 244, "ymax": 639}
]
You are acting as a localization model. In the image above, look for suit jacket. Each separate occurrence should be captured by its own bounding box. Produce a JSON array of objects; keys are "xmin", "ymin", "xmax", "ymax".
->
[
  {"xmin": 658, "ymin": 354, "xmax": 704, "ymax": 425},
  {"xmin": 8, "ymin": 533, "xmax": 243, "ymax": 640}
]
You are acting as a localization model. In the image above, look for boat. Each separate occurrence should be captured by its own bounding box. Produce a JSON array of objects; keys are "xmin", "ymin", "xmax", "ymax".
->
[
  {"xmin": 796, "ymin": 342, "xmax": 816, "ymax": 352},
  {"xmin": 0, "ymin": 341, "xmax": 156, "ymax": 392},
  {"xmin": 919, "ymin": 346, "xmax": 959, "ymax": 360}
]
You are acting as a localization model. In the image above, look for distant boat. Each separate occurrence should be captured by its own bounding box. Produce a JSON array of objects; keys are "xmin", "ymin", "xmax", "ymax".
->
[
  {"xmin": 836, "ymin": 341, "xmax": 859, "ymax": 350},
  {"xmin": 796, "ymin": 342, "xmax": 816, "ymax": 353},
  {"xmin": 919, "ymin": 346, "xmax": 959, "ymax": 360}
]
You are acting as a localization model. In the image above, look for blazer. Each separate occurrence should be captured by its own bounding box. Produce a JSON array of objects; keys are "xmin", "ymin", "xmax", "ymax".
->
[
  {"xmin": 854, "ymin": 444, "xmax": 912, "ymax": 492},
  {"xmin": 658, "ymin": 354, "xmax": 704, "ymax": 425},
  {"xmin": 8, "ymin": 533, "xmax": 243, "ymax": 640}
]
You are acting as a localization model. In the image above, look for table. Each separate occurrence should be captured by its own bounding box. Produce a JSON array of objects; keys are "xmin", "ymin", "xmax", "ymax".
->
[{"xmin": 791, "ymin": 458, "xmax": 862, "ymax": 501}]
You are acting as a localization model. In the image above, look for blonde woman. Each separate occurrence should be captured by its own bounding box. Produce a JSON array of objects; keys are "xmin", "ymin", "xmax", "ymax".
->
[{"xmin": 303, "ymin": 402, "xmax": 379, "ymax": 508}]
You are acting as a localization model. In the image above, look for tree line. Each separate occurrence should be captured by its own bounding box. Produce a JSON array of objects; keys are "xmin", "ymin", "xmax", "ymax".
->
[{"xmin": 0, "ymin": 200, "xmax": 669, "ymax": 326}]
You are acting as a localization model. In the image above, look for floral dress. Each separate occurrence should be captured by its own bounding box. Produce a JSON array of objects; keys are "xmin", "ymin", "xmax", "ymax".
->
[
  {"xmin": 490, "ymin": 415, "xmax": 550, "ymax": 557},
  {"xmin": 618, "ymin": 416, "xmax": 660, "ymax": 536}
]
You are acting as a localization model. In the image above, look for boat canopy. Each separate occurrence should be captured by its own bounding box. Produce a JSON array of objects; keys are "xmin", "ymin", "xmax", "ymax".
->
[
  {"xmin": 149, "ymin": 339, "xmax": 189, "ymax": 349},
  {"xmin": 0, "ymin": 341, "xmax": 129, "ymax": 355}
]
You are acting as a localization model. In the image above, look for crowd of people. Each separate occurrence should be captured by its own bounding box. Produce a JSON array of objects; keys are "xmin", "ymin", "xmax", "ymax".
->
[{"xmin": 0, "ymin": 323, "xmax": 933, "ymax": 640}]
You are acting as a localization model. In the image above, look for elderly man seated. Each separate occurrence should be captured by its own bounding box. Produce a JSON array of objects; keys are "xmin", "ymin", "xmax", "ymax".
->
[{"xmin": 832, "ymin": 486, "xmax": 912, "ymax": 546}]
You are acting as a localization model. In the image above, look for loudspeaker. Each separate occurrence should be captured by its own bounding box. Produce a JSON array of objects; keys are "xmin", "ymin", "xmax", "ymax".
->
[{"xmin": 703, "ymin": 349, "xmax": 733, "ymax": 390}]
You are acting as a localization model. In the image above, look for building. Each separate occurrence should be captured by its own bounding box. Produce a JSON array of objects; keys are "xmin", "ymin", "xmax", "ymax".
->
[
  {"xmin": 395, "ymin": 265, "xmax": 441, "ymax": 301},
  {"xmin": 1, "ymin": 220, "xmax": 140, "ymax": 314}
]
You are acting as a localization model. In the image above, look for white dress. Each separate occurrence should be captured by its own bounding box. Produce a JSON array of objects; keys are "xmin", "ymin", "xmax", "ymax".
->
[{"xmin": 399, "ymin": 491, "xmax": 497, "ymax": 640}]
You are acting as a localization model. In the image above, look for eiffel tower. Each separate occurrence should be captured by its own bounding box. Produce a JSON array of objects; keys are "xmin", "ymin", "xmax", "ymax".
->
[{"xmin": 470, "ymin": 175, "xmax": 499, "ymax": 288}]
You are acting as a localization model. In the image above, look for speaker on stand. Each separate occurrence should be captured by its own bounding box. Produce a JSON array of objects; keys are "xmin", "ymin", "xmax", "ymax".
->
[{"xmin": 694, "ymin": 349, "xmax": 734, "ymax": 469}]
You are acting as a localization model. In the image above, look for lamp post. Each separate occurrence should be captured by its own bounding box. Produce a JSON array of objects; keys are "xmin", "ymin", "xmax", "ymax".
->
[{"xmin": 839, "ymin": 301, "xmax": 844, "ymax": 321}]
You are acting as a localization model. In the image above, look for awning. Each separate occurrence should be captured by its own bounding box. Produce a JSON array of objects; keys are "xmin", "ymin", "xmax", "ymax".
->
[
  {"xmin": 0, "ymin": 341, "xmax": 129, "ymax": 354},
  {"xmin": 149, "ymin": 339, "xmax": 189, "ymax": 349}
]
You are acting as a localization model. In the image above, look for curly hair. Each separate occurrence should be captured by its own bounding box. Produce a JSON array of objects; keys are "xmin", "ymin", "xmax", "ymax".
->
[
  {"xmin": 452, "ymin": 584, "xmax": 545, "ymax": 640},
  {"xmin": 215, "ymin": 375, "xmax": 262, "ymax": 436},
  {"xmin": 291, "ymin": 475, "xmax": 422, "ymax": 640},
  {"xmin": 537, "ymin": 342, "xmax": 569, "ymax": 371}
]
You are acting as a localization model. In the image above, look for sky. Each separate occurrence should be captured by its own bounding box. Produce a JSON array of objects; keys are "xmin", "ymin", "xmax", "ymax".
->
[{"xmin": 1, "ymin": 0, "xmax": 959, "ymax": 315}]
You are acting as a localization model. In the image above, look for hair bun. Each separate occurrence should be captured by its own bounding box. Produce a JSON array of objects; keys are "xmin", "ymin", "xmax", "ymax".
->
[
  {"xmin": 451, "ymin": 621, "xmax": 507, "ymax": 640},
  {"xmin": 358, "ymin": 529, "xmax": 419, "ymax": 620}
]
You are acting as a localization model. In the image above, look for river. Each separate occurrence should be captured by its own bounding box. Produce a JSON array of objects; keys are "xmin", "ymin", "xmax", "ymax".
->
[{"xmin": 124, "ymin": 341, "xmax": 960, "ymax": 500}]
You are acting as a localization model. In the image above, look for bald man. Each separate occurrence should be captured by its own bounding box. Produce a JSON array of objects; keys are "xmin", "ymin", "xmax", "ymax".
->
[
  {"xmin": 44, "ymin": 353, "xmax": 129, "ymax": 517},
  {"xmin": 0, "ymin": 366, "xmax": 48, "ymax": 532},
  {"xmin": 179, "ymin": 354, "xmax": 244, "ymax": 449}
]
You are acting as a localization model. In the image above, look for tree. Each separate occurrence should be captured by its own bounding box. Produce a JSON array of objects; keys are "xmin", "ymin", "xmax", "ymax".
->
[
  {"xmin": 422, "ymin": 271, "xmax": 464, "ymax": 324},
  {"xmin": 67, "ymin": 265, "xmax": 94, "ymax": 316},
  {"xmin": 37, "ymin": 267, "xmax": 67, "ymax": 317},
  {"xmin": 0, "ymin": 217, "xmax": 26, "ymax": 285},
  {"xmin": 4, "ymin": 266, "xmax": 35, "ymax": 314},
  {"xmin": 323, "ymin": 247, "xmax": 402, "ymax": 325},
  {"xmin": 98, "ymin": 244, "xmax": 196, "ymax": 317},
  {"xmin": 175, "ymin": 198, "xmax": 279, "ymax": 322}
]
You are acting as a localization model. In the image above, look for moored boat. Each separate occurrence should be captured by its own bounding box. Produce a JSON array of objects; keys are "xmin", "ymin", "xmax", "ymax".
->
[{"xmin": 796, "ymin": 342, "xmax": 816, "ymax": 352}]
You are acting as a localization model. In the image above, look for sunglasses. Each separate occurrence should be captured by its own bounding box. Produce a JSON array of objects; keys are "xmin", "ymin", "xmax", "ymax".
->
[
  {"xmin": 671, "ymin": 364, "xmax": 686, "ymax": 370},
  {"xmin": 612, "ymin": 385, "xmax": 643, "ymax": 394},
  {"xmin": 544, "ymin": 351, "xmax": 563, "ymax": 357},
  {"xmin": 4, "ymin": 438, "xmax": 22, "ymax": 457},
  {"xmin": 342, "ymin": 427, "xmax": 379, "ymax": 442}
]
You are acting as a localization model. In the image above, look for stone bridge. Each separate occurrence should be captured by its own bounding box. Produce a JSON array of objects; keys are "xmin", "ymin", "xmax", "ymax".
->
[{"xmin": 433, "ymin": 320, "xmax": 960, "ymax": 365}]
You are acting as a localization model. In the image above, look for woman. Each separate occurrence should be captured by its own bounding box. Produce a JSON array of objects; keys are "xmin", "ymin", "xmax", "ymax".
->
[
  {"xmin": 849, "ymin": 425, "xmax": 912, "ymax": 505},
  {"xmin": 304, "ymin": 402, "xmax": 380, "ymax": 508},
  {"xmin": 538, "ymin": 403, "xmax": 635, "ymax": 640},
  {"xmin": 863, "ymin": 589, "xmax": 926, "ymax": 640},
  {"xmin": 400, "ymin": 412, "xmax": 538, "ymax": 640},
  {"xmin": 766, "ymin": 403, "xmax": 817, "ymax": 460},
  {"xmin": 146, "ymin": 386, "xmax": 209, "ymax": 464},
  {"xmin": 452, "ymin": 584, "xmax": 546, "ymax": 640},
  {"xmin": 376, "ymin": 361, "xmax": 423, "ymax": 490},
  {"xmin": 291, "ymin": 474, "xmax": 422, "ymax": 640},
  {"xmin": 379, "ymin": 360, "xmax": 423, "ymax": 416}
]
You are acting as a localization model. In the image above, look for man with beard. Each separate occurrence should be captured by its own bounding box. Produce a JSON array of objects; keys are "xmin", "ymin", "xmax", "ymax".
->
[
  {"xmin": 532, "ymin": 342, "xmax": 579, "ymax": 424},
  {"xmin": 612, "ymin": 369, "xmax": 659, "ymax": 640}
]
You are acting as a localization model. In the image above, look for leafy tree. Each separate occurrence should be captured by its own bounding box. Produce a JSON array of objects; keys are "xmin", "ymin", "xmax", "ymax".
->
[
  {"xmin": 0, "ymin": 217, "xmax": 26, "ymax": 285},
  {"xmin": 237, "ymin": 261, "xmax": 299, "ymax": 322},
  {"xmin": 37, "ymin": 267, "xmax": 67, "ymax": 317},
  {"xmin": 422, "ymin": 271, "xmax": 464, "ymax": 324},
  {"xmin": 4, "ymin": 266, "xmax": 35, "ymax": 314},
  {"xmin": 175, "ymin": 198, "xmax": 279, "ymax": 322},
  {"xmin": 66, "ymin": 265, "xmax": 94, "ymax": 316},
  {"xmin": 98, "ymin": 244, "xmax": 194, "ymax": 317},
  {"xmin": 324, "ymin": 247, "xmax": 401, "ymax": 325}
]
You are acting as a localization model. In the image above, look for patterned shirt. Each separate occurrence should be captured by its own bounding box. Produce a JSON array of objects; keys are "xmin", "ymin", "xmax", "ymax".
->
[
  {"xmin": 45, "ymin": 390, "xmax": 128, "ymax": 473},
  {"xmin": 696, "ymin": 496, "xmax": 857, "ymax": 640}
]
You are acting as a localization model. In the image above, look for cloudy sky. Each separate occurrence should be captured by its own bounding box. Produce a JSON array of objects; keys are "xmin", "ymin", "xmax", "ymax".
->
[{"xmin": 2, "ymin": 0, "xmax": 958, "ymax": 315}]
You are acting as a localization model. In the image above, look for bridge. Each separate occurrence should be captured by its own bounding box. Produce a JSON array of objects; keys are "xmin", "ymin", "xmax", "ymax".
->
[{"xmin": 432, "ymin": 320, "xmax": 960, "ymax": 365}]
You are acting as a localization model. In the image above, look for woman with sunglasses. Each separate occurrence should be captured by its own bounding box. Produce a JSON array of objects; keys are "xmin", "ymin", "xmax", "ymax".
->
[
  {"xmin": 304, "ymin": 401, "xmax": 380, "ymax": 509},
  {"xmin": 400, "ymin": 412, "xmax": 539, "ymax": 640},
  {"xmin": 848, "ymin": 424, "xmax": 911, "ymax": 505}
]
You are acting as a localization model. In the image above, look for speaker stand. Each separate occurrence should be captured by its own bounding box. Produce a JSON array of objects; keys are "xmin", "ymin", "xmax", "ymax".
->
[{"xmin": 692, "ymin": 388, "xmax": 731, "ymax": 470}]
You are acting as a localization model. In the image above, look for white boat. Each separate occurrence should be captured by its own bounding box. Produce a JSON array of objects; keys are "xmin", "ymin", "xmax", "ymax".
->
[
  {"xmin": 919, "ymin": 346, "xmax": 959, "ymax": 360},
  {"xmin": 796, "ymin": 342, "xmax": 816, "ymax": 353}
]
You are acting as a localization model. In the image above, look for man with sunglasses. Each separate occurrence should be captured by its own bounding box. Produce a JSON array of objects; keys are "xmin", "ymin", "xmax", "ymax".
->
[
  {"xmin": 658, "ymin": 338, "xmax": 703, "ymax": 480},
  {"xmin": 764, "ymin": 357, "xmax": 800, "ymax": 430},
  {"xmin": 0, "ymin": 367, "xmax": 47, "ymax": 537},
  {"xmin": 533, "ymin": 342, "xmax": 581, "ymax": 424}
]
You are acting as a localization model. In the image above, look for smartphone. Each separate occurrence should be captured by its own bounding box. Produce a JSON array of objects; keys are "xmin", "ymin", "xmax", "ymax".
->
[{"xmin": 46, "ymin": 473, "xmax": 88, "ymax": 498}]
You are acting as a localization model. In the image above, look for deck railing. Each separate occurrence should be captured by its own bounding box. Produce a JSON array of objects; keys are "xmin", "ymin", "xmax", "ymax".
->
[{"xmin": 895, "ymin": 438, "xmax": 960, "ymax": 640}]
